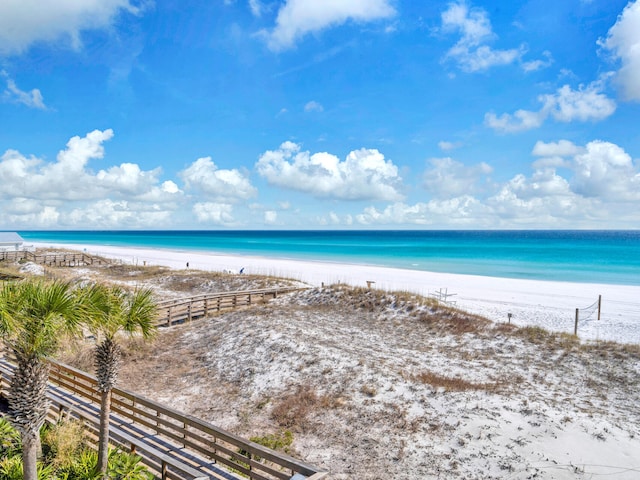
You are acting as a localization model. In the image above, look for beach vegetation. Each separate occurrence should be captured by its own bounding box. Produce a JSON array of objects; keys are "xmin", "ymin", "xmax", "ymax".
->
[
  {"xmin": 582, "ymin": 340, "xmax": 640, "ymax": 360},
  {"xmin": 493, "ymin": 322, "xmax": 518, "ymax": 334},
  {"xmin": 270, "ymin": 384, "xmax": 338, "ymax": 431},
  {"xmin": 250, "ymin": 429, "xmax": 294, "ymax": 454},
  {"xmin": 410, "ymin": 370, "xmax": 502, "ymax": 392},
  {"xmin": 0, "ymin": 279, "xmax": 83, "ymax": 480},
  {"xmin": 78, "ymin": 284, "xmax": 157, "ymax": 478},
  {"xmin": 40, "ymin": 419, "xmax": 87, "ymax": 471},
  {"xmin": 0, "ymin": 418, "xmax": 152, "ymax": 480},
  {"xmin": 515, "ymin": 326, "xmax": 582, "ymax": 351},
  {"xmin": 516, "ymin": 325, "xmax": 552, "ymax": 344},
  {"xmin": 360, "ymin": 384, "xmax": 377, "ymax": 397},
  {"xmin": 415, "ymin": 308, "xmax": 489, "ymax": 335},
  {"xmin": 0, "ymin": 267, "xmax": 23, "ymax": 282},
  {"xmin": 85, "ymin": 262, "xmax": 303, "ymax": 295},
  {"xmin": 238, "ymin": 429, "xmax": 294, "ymax": 463}
]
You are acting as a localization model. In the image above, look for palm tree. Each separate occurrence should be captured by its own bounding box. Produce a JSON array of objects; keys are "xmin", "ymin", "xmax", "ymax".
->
[
  {"xmin": 82, "ymin": 285, "xmax": 157, "ymax": 477},
  {"xmin": 0, "ymin": 280, "xmax": 82, "ymax": 480}
]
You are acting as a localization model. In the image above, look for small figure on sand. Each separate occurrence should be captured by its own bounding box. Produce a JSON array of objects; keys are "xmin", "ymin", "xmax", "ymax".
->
[
  {"xmin": 239, "ymin": 267, "xmax": 245, "ymax": 274},
  {"xmin": 186, "ymin": 262, "xmax": 189, "ymax": 268}
]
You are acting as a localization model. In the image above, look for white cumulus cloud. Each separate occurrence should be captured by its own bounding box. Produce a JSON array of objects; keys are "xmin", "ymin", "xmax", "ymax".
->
[
  {"xmin": 304, "ymin": 100, "xmax": 324, "ymax": 113},
  {"xmin": 256, "ymin": 141, "xmax": 404, "ymax": 201},
  {"xmin": 599, "ymin": 0, "xmax": 640, "ymax": 101},
  {"xmin": 2, "ymin": 72, "xmax": 46, "ymax": 109},
  {"xmin": 0, "ymin": 0, "xmax": 140, "ymax": 55},
  {"xmin": 484, "ymin": 139, "xmax": 640, "ymax": 225},
  {"xmin": 262, "ymin": 0, "xmax": 395, "ymax": 51},
  {"xmin": 264, "ymin": 210, "xmax": 278, "ymax": 224},
  {"xmin": 356, "ymin": 197, "xmax": 489, "ymax": 226},
  {"xmin": 441, "ymin": 1, "xmax": 524, "ymax": 72},
  {"xmin": 572, "ymin": 140, "xmax": 640, "ymax": 200},
  {"xmin": 192, "ymin": 202, "xmax": 236, "ymax": 225},
  {"xmin": 485, "ymin": 79, "xmax": 616, "ymax": 133},
  {"xmin": 180, "ymin": 156, "xmax": 256, "ymax": 201},
  {"xmin": 355, "ymin": 138, "xmax": 640, "ymax": 228},
  {"xmin": 0, "ymin": 129, "xmax": 116, "ymax": 200},
  {"xmin": 521, "ymin": 51, "xmax": 554, "ymax": 73},
  {"xmin": 438, "ymin": 141, "xmax": 462, "ymax": 151},
  {"xmin": 96, "ymin": 163, "xmax": 161, "ymax": 195},
  {"xmin": 540, "ymin": 81, "xmax": 616, "ymax": 122},
  {"xmin": 532, "ymin": 140, "xmax": 585, "ymax": 158},
  {"xmin": 4, "ymin": 204, "xmax": 60, "ymax": 228},
  {"xmin": 0, "ymin": 129, "xmax": 183, "ymax": 228},
  {"xmin": 249, "ymin": 0, "xmax": 263, "ymax": 17},
  {"xmin": 484, "ymin": 109, "xmax": 546, "ymax": 133},
  {"xmin": 423, "ymin": 157, "xmax": 492, "ymax": 198},
  {"xmin": 67, "ymin": 199, "xmax": 172, "ymax": 229}
]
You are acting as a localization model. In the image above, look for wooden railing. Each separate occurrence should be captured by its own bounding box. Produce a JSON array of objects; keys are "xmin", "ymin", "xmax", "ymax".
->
[
  {"xmin": 156, "ymin": 288, "xmax": 301, "ymax": 327},
  {"xmin": 0, "ymin": 358, "xmax": 328, "ymax": 480},
  {"xmin": 0, "ymin": 251, "xmax": 110, "ymax": 266}
]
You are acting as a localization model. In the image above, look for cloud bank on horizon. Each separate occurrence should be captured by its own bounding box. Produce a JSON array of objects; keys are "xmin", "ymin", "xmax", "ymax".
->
[{"xmin": 1, "ymin": 0, "xmax": 639, "ymax": 229}]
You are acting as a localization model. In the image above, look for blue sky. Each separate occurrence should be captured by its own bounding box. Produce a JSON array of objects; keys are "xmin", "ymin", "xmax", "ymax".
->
[{"xmin": 1, "ymin": 0, "xmax": 639, "ymax": 230}]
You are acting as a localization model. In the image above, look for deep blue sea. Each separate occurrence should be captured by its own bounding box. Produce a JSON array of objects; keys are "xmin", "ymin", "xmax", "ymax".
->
[{"xmin": 16, "ymin": 230, "xmax": 640, "ymax": 286}]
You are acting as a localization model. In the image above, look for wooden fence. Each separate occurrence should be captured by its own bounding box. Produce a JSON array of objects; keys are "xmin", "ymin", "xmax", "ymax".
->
[
  {"xmin": 0, "ymin": 357, "xmax": 327, "ymax": 480},
  {"xmin": 0, "ymin": 250, "xmax": 110, "ymax": 267},
  {"xmin": 155, "ymin": 288, "xmax": 300, "ymax": 327}
]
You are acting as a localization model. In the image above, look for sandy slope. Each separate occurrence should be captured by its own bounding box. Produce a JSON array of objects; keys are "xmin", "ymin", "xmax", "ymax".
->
[{"xmin": 104, "ymin": 286, "xmax": 640, "ymax": 480}]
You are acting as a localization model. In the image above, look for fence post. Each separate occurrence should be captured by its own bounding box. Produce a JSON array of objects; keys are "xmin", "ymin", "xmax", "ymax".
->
[
  {"xmin": 597, "ymin": 295, "xmax": 602, "ymax": 321},
  {"xmin": 574, "ymin": 308, "xmax": 579, "ymax": 336}
]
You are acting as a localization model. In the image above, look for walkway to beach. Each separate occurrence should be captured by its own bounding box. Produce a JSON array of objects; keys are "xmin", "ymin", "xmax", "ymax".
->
[
  {"xmin": 155, "ymin": 287, "xmax": 305, "ymax": 327},
  {"xmin": 0, "ymin": 288, "xmax": 326, "ymax": 480},
  {"xmin": 0, "ymin": 250, "xmax": 111, "ymax": 267}
]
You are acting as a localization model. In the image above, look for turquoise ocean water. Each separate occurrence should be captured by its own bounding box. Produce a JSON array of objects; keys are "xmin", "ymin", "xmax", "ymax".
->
[{"xmin": 15, "ymin": 230, "xmax": 640, "ymax": 286}]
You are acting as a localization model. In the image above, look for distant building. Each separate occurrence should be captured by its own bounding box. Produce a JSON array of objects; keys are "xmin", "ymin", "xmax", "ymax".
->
[{"xmin": 0, "ymin": 232, "xmax": 25, "ymax": 252}]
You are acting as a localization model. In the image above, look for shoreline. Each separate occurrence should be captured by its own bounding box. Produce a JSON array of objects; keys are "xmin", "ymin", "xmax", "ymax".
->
[{"xmin": 32, "ymin": 241, "xmax": 640, "ymax": 344}]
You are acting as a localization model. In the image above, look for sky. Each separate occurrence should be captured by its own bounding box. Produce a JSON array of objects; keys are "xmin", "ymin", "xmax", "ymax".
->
[{"xmin": 0, "ymin": 0, "xmax": 639, "ymax": 230}]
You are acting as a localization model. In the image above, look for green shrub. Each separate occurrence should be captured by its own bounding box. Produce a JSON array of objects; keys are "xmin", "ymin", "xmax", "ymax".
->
[
  {"xmin": 56, "ymin": 450, "xmax": 101, "ymax": 480},
  {"xmin": 107, "ymin": 449, "xmax": 153, "ymax": 480},
  {"xmin": 41, "ymin": 419, "xmax": 86, "ymax": 469},
  {"xmin": 0, "ymin": 457, "xmax": 55, "ymax": 480},
  {"xmin": 0, "ymin": 420, "xmax": 152, "ymax": 480},
  {"xmin": 0, "ymin": 456, "xmax": 22, "ymax": 480},
  {"xmin": 250, "ymin": 429, "xmax": 294, "ymax": 455},
  {"xmin": 0, "ymin": 419, "xmax": 21, "ymax": 458}
]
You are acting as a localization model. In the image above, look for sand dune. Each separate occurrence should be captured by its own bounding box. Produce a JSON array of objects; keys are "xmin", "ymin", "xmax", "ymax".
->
[{"xmin": 33, "ymin": 241, "xmax": 640, "ymax": 344}]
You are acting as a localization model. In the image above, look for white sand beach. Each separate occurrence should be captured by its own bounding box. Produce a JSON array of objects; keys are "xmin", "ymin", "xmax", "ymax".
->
[{"xmin": 33, "ymin": 242, "xmax": 640, "ymax": 344}]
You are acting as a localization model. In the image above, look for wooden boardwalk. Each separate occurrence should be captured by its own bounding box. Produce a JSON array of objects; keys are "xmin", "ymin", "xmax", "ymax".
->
[
  {"xmin": 0, "ymin": 358, "xmax": 327, "ymax": 480},
  {"xmin": 156, "ymin": 288, "xmax": 303, "ymax": 327},
  {"xmin": 0, "ymin": 288, "xmax": 327, "ymax": 480},
  {"xmin": 0, "ymin": 250, "xmax": 110, "ymax": 267}
]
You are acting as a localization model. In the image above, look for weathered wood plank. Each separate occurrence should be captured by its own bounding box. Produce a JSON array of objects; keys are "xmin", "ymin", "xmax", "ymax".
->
[{"xmin": 39, "ymin": 359, "xmax": 325, "ymax": 479}]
